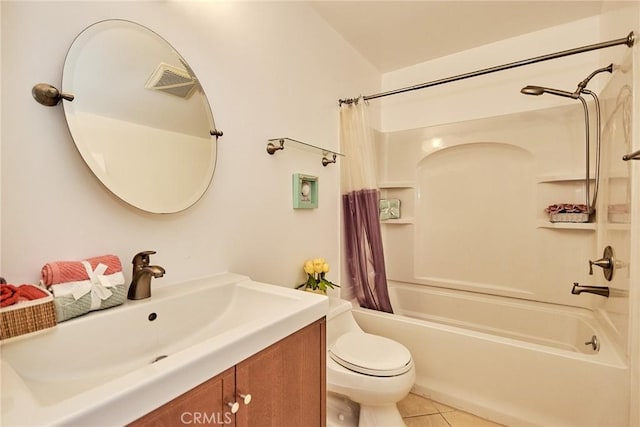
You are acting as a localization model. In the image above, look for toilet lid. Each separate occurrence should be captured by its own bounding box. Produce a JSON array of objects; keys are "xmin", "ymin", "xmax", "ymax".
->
[{"xmin": 329, "ymin": 332, "xmax": 412, "ymax": 377}]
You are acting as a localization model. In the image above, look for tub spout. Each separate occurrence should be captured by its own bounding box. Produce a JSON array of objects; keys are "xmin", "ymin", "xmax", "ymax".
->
[{"xmin": 571, "ymin": 282, "xmax": 609, "ymax": 298}]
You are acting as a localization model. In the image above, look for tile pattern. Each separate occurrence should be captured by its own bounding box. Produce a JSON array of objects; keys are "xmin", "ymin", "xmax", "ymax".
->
[{"xmin": 399, "ymin": 393, "xmax": 504, "ymax": 427}]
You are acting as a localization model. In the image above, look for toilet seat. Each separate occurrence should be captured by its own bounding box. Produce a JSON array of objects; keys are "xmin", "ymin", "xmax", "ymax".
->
[{"xmin": 329, "ymin": 332, "xmax": 413, "ymax": 377}]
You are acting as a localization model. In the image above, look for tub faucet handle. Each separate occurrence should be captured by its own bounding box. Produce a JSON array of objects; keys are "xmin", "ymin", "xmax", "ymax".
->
[
  {"xmin": 588, "ymin": 258, "xmax": 612, "ymax": 274},
  {"xmin": 588, "ymin": 245, "xmax": 615, "ymax": 281}
]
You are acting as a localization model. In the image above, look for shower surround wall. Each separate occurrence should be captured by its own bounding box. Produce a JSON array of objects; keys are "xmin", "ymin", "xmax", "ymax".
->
[
  {"xmin": 379, "ymin": 93, "xmax": 630, "ymax": 334},
  {"xmin": 373, "ymin": 87, "xmax": 632, "ymax": 425}
]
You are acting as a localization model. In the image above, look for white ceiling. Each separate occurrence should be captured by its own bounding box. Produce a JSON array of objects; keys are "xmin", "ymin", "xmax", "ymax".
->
[{"xmin": 308, "ymin": 1, "xmax": 609, "ymax": 72}]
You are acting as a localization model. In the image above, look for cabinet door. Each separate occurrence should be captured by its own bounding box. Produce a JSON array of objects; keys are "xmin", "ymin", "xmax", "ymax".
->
[
  {"xmin": 129, "ymin": 367, "xmax": 236, "ymax": 427},
  {"xmin": 235, "ymin": 319, "xmax": 326, "ymax": 427}
]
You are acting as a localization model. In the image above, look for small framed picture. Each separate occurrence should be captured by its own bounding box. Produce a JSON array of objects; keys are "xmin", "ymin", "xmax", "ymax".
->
[{"xmin": 293, "ymin": 174, "xmax": 318, "ymax": 209}]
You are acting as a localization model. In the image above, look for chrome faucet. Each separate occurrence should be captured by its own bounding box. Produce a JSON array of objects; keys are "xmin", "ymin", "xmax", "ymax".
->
[
  {"xmin": 128, "ymin": 250, "xmax": 165, "ymax": 300},
  {"xmin": 571, "ymin": 282, "xmax": 609, "ymax": 298}
]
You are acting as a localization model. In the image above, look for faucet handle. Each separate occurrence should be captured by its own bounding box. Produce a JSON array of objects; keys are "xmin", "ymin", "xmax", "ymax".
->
[
  {"xmin": 588, "ymin": 246, "xmax": 615, "ymax": 281},
  {"xmin": 132, "ymin": 250, "xmax": 156, "ymax": 268}
]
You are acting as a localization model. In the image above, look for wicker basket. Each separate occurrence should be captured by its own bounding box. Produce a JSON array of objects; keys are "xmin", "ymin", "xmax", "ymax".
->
[
  {"xmin": 0, "ymin": 289, "xmax": 56, "ymax": 340},
  {"xmin": 549, "ymin": 212, "xmax": 590, "ymax": 223}
]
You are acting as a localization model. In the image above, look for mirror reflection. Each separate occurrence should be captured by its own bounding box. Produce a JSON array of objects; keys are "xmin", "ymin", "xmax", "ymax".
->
[{"xmin": 62, "ymin": 19, "xmax": 219, "ymax": 213}]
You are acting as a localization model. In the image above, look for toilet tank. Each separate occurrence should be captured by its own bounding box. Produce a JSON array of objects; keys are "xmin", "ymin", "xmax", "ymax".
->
[{"xmin": 327, "ymin": 298, "xmax": 363, "ymax": 347}]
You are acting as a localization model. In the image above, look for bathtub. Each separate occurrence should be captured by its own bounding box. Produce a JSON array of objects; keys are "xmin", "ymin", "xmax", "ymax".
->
[{"xmin": 352, "ymin": 282, "xmax": 630, "ymax": 427}]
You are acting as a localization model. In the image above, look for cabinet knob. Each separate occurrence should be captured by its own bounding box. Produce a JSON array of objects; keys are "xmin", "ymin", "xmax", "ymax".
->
[
  {"xmin": 239, "ymin": 393, "xmax": 252, "ymax": 405},
  {"xmin": 227, "ymin": 401, "xmax": 240, "ymax": 414}
]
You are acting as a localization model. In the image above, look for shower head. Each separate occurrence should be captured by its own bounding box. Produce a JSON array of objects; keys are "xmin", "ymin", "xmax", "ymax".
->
[
  {"xmin": 520, "ymin": 85, "xmax": 579, "ymax": 99},
  {"xmin": 520, "ymin": 86, "xmax": 545, "ymax": 96}
]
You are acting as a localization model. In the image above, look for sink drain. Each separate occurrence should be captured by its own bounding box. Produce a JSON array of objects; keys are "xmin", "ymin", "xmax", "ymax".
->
[{"xmin": 151, "ymin": 355, "xmax": 168, "ymax": 364}]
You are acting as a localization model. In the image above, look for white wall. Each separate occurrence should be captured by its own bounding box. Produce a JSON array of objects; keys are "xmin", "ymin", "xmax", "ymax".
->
[{"xmin": 0, "ymin": 1, "xmax": 380, "ymax": 288}]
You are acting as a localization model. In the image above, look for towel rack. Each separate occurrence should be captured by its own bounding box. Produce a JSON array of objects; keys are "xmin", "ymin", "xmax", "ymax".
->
[
  {"xmin": 622, "ymin": 149, "xmax": 640, "ymax": 161},
  {"xmin": 266, "ymin": 137, "xmax": 343, "ymax": 167}
]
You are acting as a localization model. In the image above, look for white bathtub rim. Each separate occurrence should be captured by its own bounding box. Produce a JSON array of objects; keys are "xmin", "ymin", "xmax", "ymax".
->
[
  {"xmin": 386, "ymin": 281, "xmax": 628, "ymax": 363},
  {"xmin": 354, "ymin": 306, "xmax": 627, "ymax": 369}
]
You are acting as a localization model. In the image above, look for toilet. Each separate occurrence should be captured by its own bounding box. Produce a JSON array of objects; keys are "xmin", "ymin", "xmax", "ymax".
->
[{"xmin": 326, "ymin": 298, "xmax": 415, "ymax": 427}]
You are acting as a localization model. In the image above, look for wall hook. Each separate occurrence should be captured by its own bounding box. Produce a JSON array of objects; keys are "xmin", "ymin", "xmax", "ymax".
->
[
  {"xmin": 266, "ymin": 139, "xmax": 285, "ymax": 155},
  {"xmin": 32, "ymin": 83, "xmax": 74, "ymax": 106},
  {"xmin": 322, "ymin": 153, "xmax": 337, "ymax": 167}
]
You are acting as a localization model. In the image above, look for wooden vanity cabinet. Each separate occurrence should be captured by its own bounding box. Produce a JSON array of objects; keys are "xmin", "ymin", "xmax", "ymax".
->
[
  {"xmin": 131, "ymin": 367, "xmax": 236, "ymax": 427},
  {"xmin": 130, "ymin": 318, "xmax": 326, "ymax": 427}
]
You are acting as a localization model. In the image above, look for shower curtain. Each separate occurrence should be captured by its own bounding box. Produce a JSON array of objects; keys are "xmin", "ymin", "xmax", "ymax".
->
[{"xmin": 340, "ymin": 98, "xmax": 393, "ymax": 313}]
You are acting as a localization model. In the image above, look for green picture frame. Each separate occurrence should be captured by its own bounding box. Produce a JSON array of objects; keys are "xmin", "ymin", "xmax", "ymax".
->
[{"xmin": 293, "ymin": 174, "xmax": 318, "ymax": 209}]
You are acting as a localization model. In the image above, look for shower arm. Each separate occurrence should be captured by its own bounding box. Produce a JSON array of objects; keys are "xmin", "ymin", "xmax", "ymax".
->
[{"xmin": 577, "ymin": 64, "xmax": 614, "ymax": 92}]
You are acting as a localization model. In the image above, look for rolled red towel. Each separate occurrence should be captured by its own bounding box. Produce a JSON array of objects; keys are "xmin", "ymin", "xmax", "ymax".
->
[
  {"xmin": 1, "ymin": 284, "xmax": 48, "ymax": 307},
  {"xmin": 1, "ymin": 284, "xmax": 19, "ymax": 308},
  {"xmin": 19, "ymin": 284, "xmax": 48, "ymax": 301},
  {"xmin": 41, "ymin": 254, "xmax": 123, "ymax": 286}
]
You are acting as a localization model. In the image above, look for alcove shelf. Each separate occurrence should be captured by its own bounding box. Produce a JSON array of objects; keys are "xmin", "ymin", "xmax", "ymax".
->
[
  {"xmin": 378, "ymin": 181, "xmax": 415, "ymax": 189},
  {"xmin": 536, "ymin": 172, "xmax": 595, "ymax": 183},
  {"xmin": 536, "ymin": 220, "xmax": 596, "ymax": 230},
  {"xmin": 381, "ymin": 218, "xmax": 415, "ymax": 225},
  {"xmin": 266, "ymin": 137, "xmax": 343, "ymax": 166}
]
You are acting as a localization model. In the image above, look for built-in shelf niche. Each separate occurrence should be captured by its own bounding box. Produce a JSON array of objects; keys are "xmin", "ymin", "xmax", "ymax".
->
[
  {"xmin": 266, "ymin": 137, "xmax": 343, "ymax": 166},
  {"xmin": 536, "ymin": 171, "xmax": 595, "ymax": 230},
  {"xmin": 379, "ymin": 181, "xmax": 415, "ymax": 225}
]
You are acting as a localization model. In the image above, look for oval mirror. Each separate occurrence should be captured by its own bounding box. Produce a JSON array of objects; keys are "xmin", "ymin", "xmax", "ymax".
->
[{"xmin": 62, "ymin": 19, "xmax": 220, "ymax": 213}]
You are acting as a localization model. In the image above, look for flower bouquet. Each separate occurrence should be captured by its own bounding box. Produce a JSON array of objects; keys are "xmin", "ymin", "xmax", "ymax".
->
[{"xmin": 296, "ymin": 258, "xmax": 339, "ymax": 294}]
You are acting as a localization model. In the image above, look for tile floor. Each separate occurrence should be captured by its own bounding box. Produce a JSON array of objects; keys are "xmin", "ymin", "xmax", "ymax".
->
[{"xmin": 398, "ymin": 393, "xmax": 504, "ymax": 427}]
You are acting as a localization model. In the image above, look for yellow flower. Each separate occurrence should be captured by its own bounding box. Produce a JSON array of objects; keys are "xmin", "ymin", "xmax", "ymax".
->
[
  {"xmin": 297, "ymin": 256, "xmax": 340, "ymax": 291},
  {"xmin": 303, "ymin": 260, "xmax": 314, "ymax": 275},
  {"xmin": 312, "ymin": 258, "xmax": 324, "ymax": 273}
]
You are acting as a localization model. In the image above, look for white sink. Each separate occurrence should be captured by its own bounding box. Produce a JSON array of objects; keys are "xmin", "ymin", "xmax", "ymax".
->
[{"xmin": 0, "ymin": 273, "xmax": 328, "ymax": 426}]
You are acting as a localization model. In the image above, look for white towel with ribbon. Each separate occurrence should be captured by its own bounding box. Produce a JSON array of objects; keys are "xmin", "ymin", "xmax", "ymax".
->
[{"xmin": 49, "ymin": 262, "xmax": 125, "ymax": 310}]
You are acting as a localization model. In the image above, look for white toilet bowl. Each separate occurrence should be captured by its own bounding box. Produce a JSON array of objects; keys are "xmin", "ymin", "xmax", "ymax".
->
[
  {"xmin": 327, "ymin": 391, "xmax": 360, "ymax": 427},
  {"xmin": 326, "ymin": 298, "xmax": 415, "ymax": 427}
]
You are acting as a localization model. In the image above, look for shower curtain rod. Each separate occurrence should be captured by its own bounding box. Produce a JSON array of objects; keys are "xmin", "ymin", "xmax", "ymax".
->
[{"xmin": 338, "ymin": 31, "xmax": 635, "ymax": 106}]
